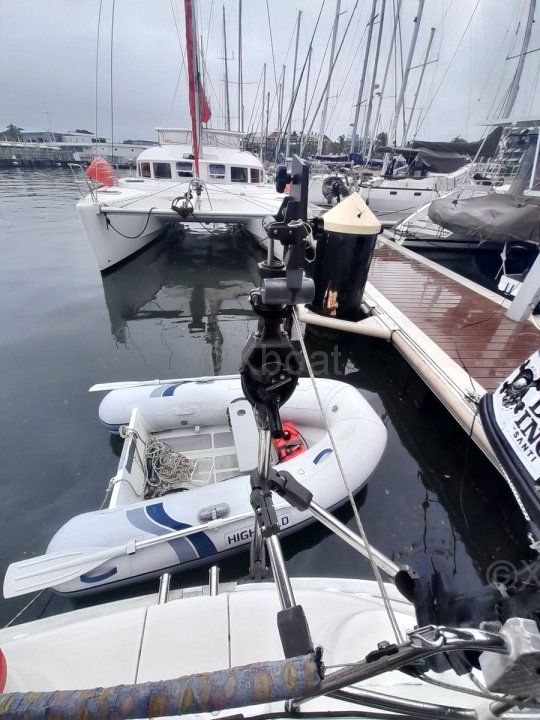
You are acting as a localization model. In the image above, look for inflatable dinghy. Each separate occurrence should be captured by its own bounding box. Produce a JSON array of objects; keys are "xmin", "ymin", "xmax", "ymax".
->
[{"xmin": 45, "ymin": 376, "xmax": 386, "ymax": 595}]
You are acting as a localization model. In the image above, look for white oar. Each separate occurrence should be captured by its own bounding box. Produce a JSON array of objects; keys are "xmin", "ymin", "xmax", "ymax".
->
[
  {"xmin": 89, "ymin": 374, "xmax": 240, "ymax": 393},
  {"xmin": 3, "ymin": 508, "xmax": 262, "ymax": 598}
]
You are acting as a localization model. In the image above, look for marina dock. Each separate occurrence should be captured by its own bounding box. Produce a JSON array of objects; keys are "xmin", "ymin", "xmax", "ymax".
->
[{"xmin": 299, "ymin": 237, "xmax": 540, "ymax": 471}]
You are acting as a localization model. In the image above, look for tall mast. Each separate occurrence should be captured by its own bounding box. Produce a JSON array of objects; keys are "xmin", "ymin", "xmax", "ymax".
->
[
  {"xmin": 349, "ymin": 0, "xmax": 377, "ymax": 154},
  {"xmin": 223, "ymin": 5, "xmax": 231, "ymax": 131},
  {"xmin": 300, "ymin": 45, "xmax": 313, "ymax": 153},
  {"xmin": 503, "ymin": 0, "xmax": 536, "ymax": 119},
  {"xmin": 260, "ymin": 63, "xmax": 267, "ymax": 161},
  {"xmin": 367, "ymin": 0, "xmax": 402, "ymax": 160},
  {"xmin": 286, "ymin": 10, "xmax": 302, "ymax": 159},
  {"xmin": 276, "ymin": 64, "xmax": 286, "ymax": 160},
  {"xmin": 238, "ymin": 0, "xmax": 244, "ymax": 132},
  {"xmin": 361, "ymin": 0, "xmax": 386, "ymax": 157},
  {"xmin": 402, "ymin": 25, "xmax": 435, "ymax": 146},
  {"xmin": 265, "ymin": 90, "xmax": 270, "ymax": 161},
  {"xmin": 388, "ymin": 0, "xmax": 425, "ymax": 145},
  {"xmin": 318, "ymin": 0, "xmax": 341, "ymax": 156},
  {"xmin": 185, "ymin": 0, "xmax": 202, "ymax": 176}
]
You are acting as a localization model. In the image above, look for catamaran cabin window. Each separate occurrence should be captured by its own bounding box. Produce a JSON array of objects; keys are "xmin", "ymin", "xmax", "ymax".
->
[
  {"xmin": 231, "ymin": 166, "xmax": 248, "ymax": 183},
  {"xmin": 209, "ymin": 163, "xmax": 226, "ymax": 179},
  {"xmin": 139, "ymin": 162, "xmax": 151, "ymax": 178},
  {"xmin": 153, "ymin": 163, "xmax": 172, "ymax": 179},
  {"xmin": 176, "ymin": 161, "xmax": 193, "ymax": 178},
  {"xmin": 250, "ymin": 168, "xmax": 261, "ymax": 183}
]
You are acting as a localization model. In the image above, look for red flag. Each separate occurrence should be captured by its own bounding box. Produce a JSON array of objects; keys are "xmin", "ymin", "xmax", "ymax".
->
[
  {"xmin": 200, "ymin": 84, "xmax": 211, "ymax": 124},
  {"xmin": 86, "ymin": 157, "xmax": 116, "ymax": 187}
]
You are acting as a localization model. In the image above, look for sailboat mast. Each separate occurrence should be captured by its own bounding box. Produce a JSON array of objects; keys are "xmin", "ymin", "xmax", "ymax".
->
[
  {"xmin": 223, "ymin": 5, "xmax": 231, "ymax": 131},
  {"xmin": 349, "ymin": 0, "xmax": 377, "ymax": 155},
  {"xmin": 402, "ymin": 25, "xmax": 435, "ymax": 146},
  {"xmin": 503, "ymin": 0, "xmax": 536, "ymax": 119},
  {"xmin": 185, "ymin": 0, "xmax": 202, "ymax": 176},
  {"xmin": 361, "ymin": 0, "xmax": 386, "ymax": 157},
  {"xmin": 318, "ymin": 0, "xmax": 341, "ymax": 156},
  {"xmin": 367, "ymin": 0, "xmax": 402, "ymax": 160},
  {"xmin": 286, "ymin": 10, "xmax": 302, "ymax": 159},
  {"xmin": 238, "ymin": 0, "xmax": 244, "ymax": 132},
  {"xmin": 265, "ymin": 90, "xmax": 270, "ymax": 161},
  {"xmin": 388, "ymin": 0, "xmax": 425, "ymax": 145},
  {"xmin": 301, "ymin": 45, "xmax": 313, "ymax": 152},
  {"xmin": 276, "ymin": 65, "xmax": 286, "ymax": 160},
  {"xmin": 260, "ymin": 63, "xmax": 267, "ymax": 161}
]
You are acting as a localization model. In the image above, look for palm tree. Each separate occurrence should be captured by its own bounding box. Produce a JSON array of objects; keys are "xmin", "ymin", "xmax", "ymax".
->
[{"xmin": 0, "ymin": 124, "xmax": 24, "ymax": 141}]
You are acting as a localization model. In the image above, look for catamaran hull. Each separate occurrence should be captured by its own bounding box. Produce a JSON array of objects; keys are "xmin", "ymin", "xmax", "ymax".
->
[
  {"xmin": 47, "ymin": 378, "xmax": 387, "ymax": 595},
  {"xmin": 77, "ymin": 199, "xmax": 171, "ymax": 271}
]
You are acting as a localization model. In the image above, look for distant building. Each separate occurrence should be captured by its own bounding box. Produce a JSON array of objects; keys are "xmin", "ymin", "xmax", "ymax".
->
[
  {"xmin": 21, "ymin": 130, "xmax": 107, "ymax": 145},
  {"xmin": 15, "ymin": 130, "xmax": 154, "ymax": 165}
]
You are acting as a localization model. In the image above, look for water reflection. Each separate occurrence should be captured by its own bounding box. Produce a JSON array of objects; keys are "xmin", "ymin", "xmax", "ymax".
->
[
  {"xmin": 2, "ymin": 171, "xmax": 537, "ymax": 628},
  {"xmin": 100, "ymin": 227, "xmax": 260, "ymax": 375},
  {"xmin": 299, "ymin": 327, "xmax": 534, "ymax": 594}
]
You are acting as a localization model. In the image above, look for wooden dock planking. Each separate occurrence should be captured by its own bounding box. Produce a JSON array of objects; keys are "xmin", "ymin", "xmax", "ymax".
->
[{"xmin": 367, "ymin": 241, "xmax": 540, "ymax": 392}]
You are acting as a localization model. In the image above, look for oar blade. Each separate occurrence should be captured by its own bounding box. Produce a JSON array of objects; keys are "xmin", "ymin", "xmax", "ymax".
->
[
  {"xmin": 3, "ymin": 546, "xmax": 121, "ymax": 598},
  {"xmin": 89, "ymin": 375, "xmax": 236, "ymax": 393}
]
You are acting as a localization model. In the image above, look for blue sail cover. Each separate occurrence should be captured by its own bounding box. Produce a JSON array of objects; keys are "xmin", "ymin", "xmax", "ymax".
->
[{"xmin": 313, "ymin": 153, "xmax": 363, "ymax": 165}]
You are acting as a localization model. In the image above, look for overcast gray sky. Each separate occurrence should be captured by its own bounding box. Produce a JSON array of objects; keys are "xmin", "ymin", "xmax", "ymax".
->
[{"xmin": 2, "ymin": 0, "xmax": 539, "ymax": 144}]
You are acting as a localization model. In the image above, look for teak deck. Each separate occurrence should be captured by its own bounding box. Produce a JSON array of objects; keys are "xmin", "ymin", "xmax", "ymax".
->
[{"xmin": 367, "ymin": 241, "xmax": 540, "ymax": 392}]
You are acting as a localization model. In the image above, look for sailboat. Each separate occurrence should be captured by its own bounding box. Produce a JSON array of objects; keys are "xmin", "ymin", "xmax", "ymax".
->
[
  {"xmin": 75, "ymin": 0, "xmax": 289, "ymax": 272},
  {"xmin": 358, "ymin": 128, "xmax": 503, "ymax": 226},
  {"xmin": 1, "ymin": 161, "xmax": 539, "ymax": 718}
]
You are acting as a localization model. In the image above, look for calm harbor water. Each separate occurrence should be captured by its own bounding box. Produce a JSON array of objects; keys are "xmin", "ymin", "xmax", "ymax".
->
[{"xmin": 0, "ymin": 167, "xmax": 535, "ymax": 627}]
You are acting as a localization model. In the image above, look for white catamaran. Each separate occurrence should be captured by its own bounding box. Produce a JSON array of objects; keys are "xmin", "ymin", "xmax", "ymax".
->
[{"xmin": 74, "ymin": 2, "xmax": 289, "ymax": 272}]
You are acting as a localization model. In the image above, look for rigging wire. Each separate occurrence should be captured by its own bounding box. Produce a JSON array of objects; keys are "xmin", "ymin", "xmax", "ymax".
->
[
  {"xmin": 165, "ymin": 0, "xmax": 188, "ymax": 129},
  {"xmin": 266, "ymin": 16, "xmax": 302, "ymax": 147},
  {"xmin": 110, "ymin": 0, "xmax": 115, "ymax": 163},
  {"xmin": 204, "ymin": 0, "xmax": 214, "ymax": 74},
  {"xmin": 274, "ymin": 0, "xmax": 327, "ymax": 155},
  {"xmin": 486, "ymin": 2, "xmax": 526, "ymax": 120},
  {"xmin": 301, "ymin": 0, "xmax": 362, "ymax": 154},
  {"xmin": 94, "ymin": 0, "xmax": 104, "ymax": 156},
  {"xmin": 246, "ymin": 66, "xmax": 265, "ymax": 140},
  {"xmin": 415, "ymin": 0, "xmax": 481, "ymax": 138},
  {"xmin": 292, "ymin": 309, "xmax": 404, "ymax": 645},
  {"xmin": 265, "ymin": 0, "xmax": 279, "ymax": 104},
  {"xmin": 302, "ymin": 20, "xmax": 334, "ymax": 144},
  {"xmin": 325, "ymin": 16, "xmax": 369, "ymax": 141}
]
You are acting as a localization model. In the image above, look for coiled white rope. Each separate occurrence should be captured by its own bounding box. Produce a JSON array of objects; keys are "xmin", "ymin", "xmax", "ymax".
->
[{"xmin": 144, "ymin": 438, "xmax": 195, "ymax": 497}]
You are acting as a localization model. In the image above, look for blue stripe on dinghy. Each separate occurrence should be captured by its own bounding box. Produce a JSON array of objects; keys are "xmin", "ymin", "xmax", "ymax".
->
[
  {"xmin": 146, "ymin": 503, "xmax": 217, "ymax": 557},
  {"xmin": 80, "ymin": 566, "xmax": 118, "ymax": 583},
  {"xmin": 126, "ymin": 506, "xmax": 198, "ymax": 563},
  {"xmin": 313, "ymin": 448, "xmax": 333, "ymax": 464},
  {"xmin": 149, "ymin": 381, "xmax": 190, "ymax": 398}
]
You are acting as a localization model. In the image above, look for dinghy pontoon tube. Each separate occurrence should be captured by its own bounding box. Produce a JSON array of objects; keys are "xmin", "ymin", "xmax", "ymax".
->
[{"xmin": 45, "ymin": 377, "xmax": 386, "ymax": 595}]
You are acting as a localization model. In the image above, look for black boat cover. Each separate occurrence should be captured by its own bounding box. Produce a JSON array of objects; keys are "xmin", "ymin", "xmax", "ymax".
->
[
  {"xmin": 411, "ymin": 126, "xmax": 503, "ymax": 157},
  {"xmin": 379, "ymin": 127, "xmax": 504, "ymax": 174},
  {"xmin": 377, "ymin": 146, "xmax": 470, "ymax": 173},
  {"xmin": 428, "ymin": 193, "xmax": 540, "ymax": 244},
  {"xmin": 479, "ymin": 351, "xmax": 540, "ymax": 535}
]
